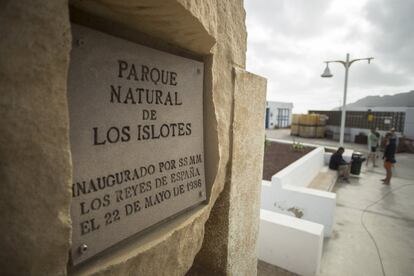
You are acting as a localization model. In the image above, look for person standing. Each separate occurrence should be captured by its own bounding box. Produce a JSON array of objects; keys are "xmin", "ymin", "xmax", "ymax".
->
[
  {"xmin": 366, "ymin": 128, "xmax": 379, "ymax": 167},
  {"xmin": 382, "ymin": 132, "xmax": 397, "ymax": 185}
]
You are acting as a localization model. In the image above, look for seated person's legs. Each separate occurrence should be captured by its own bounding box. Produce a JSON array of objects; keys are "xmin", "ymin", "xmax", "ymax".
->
[{"xmin": 338, "ymin": 164, "xmax": 350, "ymax": 179}]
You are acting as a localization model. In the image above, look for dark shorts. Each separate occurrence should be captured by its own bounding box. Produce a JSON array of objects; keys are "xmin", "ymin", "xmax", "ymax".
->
[{"xmin": 371, "ymin": 146, "xmax": 377, "ymax": 152}]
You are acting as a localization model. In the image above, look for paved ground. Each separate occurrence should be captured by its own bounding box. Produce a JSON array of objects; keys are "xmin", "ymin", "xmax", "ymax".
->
[
  {"xmin": 260, "ymin": 129, "xmax": 414, "ymax": 276},
  {"xmin": 320, "ymin": 154, "xmax": 414, "ymax": 276},
  {"xmin": 258, "ymin": 260, "xmax": 298, "ymax": 276}
]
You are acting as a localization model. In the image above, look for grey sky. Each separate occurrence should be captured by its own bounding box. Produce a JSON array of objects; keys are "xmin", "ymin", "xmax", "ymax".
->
[{"xmin": 245, "ymin": 0, "xmax": 414, "ymax": 113}]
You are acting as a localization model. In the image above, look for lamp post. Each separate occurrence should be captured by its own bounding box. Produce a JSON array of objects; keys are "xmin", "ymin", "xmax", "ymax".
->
[{"xmin": 321, "ymin": 53, "xmax": 374, "ymax": 146}]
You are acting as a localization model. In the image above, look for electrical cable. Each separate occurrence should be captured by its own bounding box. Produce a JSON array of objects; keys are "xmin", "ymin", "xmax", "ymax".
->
[{"xmin": 360, "ymin": 183, "xmax": 414, "ymax": 276}]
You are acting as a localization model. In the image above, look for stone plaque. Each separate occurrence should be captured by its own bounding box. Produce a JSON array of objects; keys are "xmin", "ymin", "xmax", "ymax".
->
[{"xmin": 68, "ymin": 24, "xmax": 206, "ymax": 265}]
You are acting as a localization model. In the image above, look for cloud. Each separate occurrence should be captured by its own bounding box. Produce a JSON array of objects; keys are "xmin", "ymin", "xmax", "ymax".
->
[
  {"xmin": 365, "ymin": 0, "xmax": 414, "ymax": 73},
  {"xmin": 245, "ymin": 0, "xmax": 414, "ymax": 113},
  {"xmin": 350, "ymin": 63, "xmax": 411, "ymax": 88},
  {"xmin": 245, "ymin": 0, "xmax": 333, "ymax": 38}
]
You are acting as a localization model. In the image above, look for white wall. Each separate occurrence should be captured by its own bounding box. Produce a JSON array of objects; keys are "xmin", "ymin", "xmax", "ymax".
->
[
  {"xmin": 404, "ymin": 108, "xmax": 414, "ymax": 139},
  {"xmin": 261, "ymin": 181, "xmax": 336, "ymax": 237},
  {"xmin": 273, "ymin": 147, "xmax": 324, "ymax": 188},
  {"xmin": 258, "ymin": 210, "xmax": 323, "ymax": 276}
]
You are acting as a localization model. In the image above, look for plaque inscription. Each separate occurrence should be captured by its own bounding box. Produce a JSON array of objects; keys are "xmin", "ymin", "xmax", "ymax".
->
[{"xmin": 68, "ymin": 24, "xmax": 206, "ymax": 264}]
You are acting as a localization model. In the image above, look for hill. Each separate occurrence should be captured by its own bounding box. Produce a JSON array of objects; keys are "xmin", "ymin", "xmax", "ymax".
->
[{"xmin": 344, "ymin": 90, "xmax": 414, "ymax": 109}]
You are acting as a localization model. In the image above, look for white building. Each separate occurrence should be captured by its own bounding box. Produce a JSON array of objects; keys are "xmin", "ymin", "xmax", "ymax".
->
[
  {"xmin": 343, "ymin": 106, "xmax": 414, "ymax": 139},
  {"xmin": 311, "ymin": 106, "xmax": 414, "ymax": 141},
  {"xmin": 265, "ymin": 101, "xmax": 294, "ymax": 129}
]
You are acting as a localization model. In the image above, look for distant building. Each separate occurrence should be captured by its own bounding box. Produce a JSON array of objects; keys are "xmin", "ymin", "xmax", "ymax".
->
[
  {"xmin": 309, "ymin": 106, "xmax": 414, "ymax": 141},
  {"xmin": 265, "ymin": 101, "xmax": 294, "ymax": 129}
]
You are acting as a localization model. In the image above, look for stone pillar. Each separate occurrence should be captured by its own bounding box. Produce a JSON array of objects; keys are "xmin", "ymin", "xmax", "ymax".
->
[
  {"xmin": 191, "ymin": 68, "xmax": 266, "ymax": 276},
  {"xmin": 0, "ymin": 1, "xmax": 72, "ymax": 275},
  {"xmin": 227, "ymin": 68, "xmax": 267, "ymax": 275}
]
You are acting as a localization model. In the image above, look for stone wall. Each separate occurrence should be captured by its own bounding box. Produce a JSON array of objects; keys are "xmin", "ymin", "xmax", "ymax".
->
[
  {"xmin": 0, "ymin": 1, "xmax": 267, "ymax": 275},
  {"xmin": 0, "ymin": 1, "xmax": 72, "ymax": 275}
]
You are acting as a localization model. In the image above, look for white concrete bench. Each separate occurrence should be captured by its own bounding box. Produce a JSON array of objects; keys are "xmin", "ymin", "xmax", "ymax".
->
[
  {"xmin": 258, "ymin": 144, "xmax": 354, "ymax": 275},
  {"xmin": 258, "ymin": 210, "xmax": 324, "ymax": 276},
  {"xmin": 262, "ymin": 180, "xmax": 336, "ymax": 237},
  {"xmin": 308, "ymin": 166, "xmax": 338, "ymax": 192},
  {"xmin": 261, "ymin": 147, "xmax": 337, "ymax": 237}
]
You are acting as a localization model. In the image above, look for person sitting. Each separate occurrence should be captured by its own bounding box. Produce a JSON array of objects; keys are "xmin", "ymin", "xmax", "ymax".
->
[{"xmin": 329, "ymin": 147, "xmax": 351, "ymax": 183}]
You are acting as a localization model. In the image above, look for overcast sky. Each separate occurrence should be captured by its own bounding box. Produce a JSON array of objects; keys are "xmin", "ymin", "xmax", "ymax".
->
[{"xmin": 245, "ymin": 0, "xmax": 414, "ymax": 113}]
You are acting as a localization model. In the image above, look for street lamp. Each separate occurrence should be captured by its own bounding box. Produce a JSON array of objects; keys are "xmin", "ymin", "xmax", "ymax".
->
[{"xmin": 321, "ymin": 53, "xmax": 374, "ymax": 147}]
